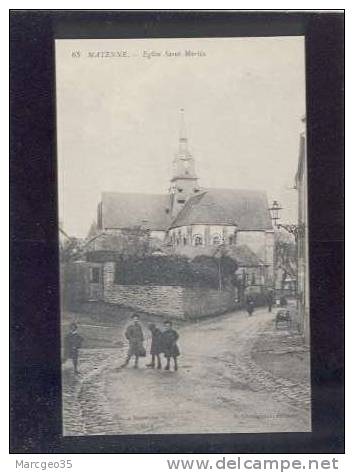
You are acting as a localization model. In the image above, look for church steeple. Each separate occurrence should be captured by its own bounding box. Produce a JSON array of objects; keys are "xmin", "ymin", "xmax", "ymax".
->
[
  {"xmin": 169, "ymin": 109, "xmax": 199, "ymax": 217},
  {"xmin": 178, "ymin": 108, "xmax": 189, "ymax": 154},
  {"xmin": 172, "ymin": 109, "xmax": 197, "ymax": 181}
]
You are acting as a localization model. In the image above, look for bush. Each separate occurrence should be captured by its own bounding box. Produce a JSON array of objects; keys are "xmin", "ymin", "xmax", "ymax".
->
[{"xmin": 113, "ymin": 254, "xmax": 238, "ymax": 289}]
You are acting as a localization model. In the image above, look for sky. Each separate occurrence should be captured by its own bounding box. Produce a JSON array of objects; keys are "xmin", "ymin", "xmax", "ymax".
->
[{"xmin": 56, "ymin": 37, "xmax": 306, "ymax": 237}]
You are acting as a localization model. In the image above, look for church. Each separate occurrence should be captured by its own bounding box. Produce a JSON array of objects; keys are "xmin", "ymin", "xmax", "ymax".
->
[{"xmin": 93, "ymin": 110, "xmax": 275, "ymax": 283}]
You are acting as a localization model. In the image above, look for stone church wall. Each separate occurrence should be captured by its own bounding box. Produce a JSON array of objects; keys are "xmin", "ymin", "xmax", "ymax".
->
[{"xmin": 101, "ymin": 262, "xmax": 235, "ymax": 319}]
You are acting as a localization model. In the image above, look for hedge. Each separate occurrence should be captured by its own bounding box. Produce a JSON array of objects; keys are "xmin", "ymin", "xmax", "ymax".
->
[{"xmin": 112, "ymin": 254, "xmax": 238, "ymax": 289}]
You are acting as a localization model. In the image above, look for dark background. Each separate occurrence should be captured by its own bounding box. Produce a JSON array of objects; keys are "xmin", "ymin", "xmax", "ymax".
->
[{"xmin": 10, "ymin": 10, "xmax": 344, "ymax": 453}]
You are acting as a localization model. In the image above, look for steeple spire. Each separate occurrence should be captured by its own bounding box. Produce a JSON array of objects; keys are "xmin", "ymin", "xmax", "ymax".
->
[
  {"xmin": 178, "ymin": 108, "xmax": 190, "ymax": 156},
  {"xmin": 179, "ymin": 108, "xmax": 187, "ymax": 141}
]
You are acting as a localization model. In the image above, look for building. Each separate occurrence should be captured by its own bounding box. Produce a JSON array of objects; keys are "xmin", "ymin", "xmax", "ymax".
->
[
  {"xmin": 92, "ymin": 109, "xmax": 275, "ymax": 283},
  {"xmin": 295, "ymin": 116, "xmax": 310, "ymax": 344}
]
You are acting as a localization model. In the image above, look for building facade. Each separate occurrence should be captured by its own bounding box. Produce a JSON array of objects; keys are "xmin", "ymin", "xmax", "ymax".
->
[
  {"xmin": 92, "ymin": 109, "xmax": 275, "ymax": 283},
  {"xmin": 295, "ymin": 117, "xmax": 310, "ymax": 344}
]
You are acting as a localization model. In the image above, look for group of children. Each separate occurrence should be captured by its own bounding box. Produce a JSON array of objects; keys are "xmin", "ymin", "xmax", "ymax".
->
[
  {"xmin": 63, "ymin": 314, "xmax": 180, "ymax": 375},
  {"xmin": 122, "ymin": 314, "xmax": 180, "ymax": 371}
]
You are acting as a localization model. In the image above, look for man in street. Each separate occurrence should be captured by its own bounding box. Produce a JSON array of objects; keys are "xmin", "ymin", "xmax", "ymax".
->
[
  {"xmin": 246, "ymin": 296, "xmax": 255, "ymax": 316},
  {"xmin": 267, "ymin": 290, "xmax": 274, "ymax": 312},
  {"xmin": 161, "ymin": 320, "xmax": 180, "ymax": 372},
  {"xmin": 121, "ymin": 314, "xmax": 145, "ymax": 369},
  {"xmin": 64, "ymin": 322, "xmax": 84, "ymax": 375}
]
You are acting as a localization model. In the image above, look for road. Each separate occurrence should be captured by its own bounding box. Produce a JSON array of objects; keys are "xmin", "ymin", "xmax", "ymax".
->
[{"xmin": 62, "ymin": 307, "xmax": 311, "ymax": 436}]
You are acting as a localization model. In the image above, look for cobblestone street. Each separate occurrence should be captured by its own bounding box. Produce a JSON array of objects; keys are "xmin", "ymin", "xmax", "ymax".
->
[{"xmin": 62, "ymin": 307, "xmax": 311, "ymax": 436}]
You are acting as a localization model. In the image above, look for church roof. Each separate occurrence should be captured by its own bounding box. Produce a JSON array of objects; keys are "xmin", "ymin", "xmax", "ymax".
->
[
  {"xmin": 101, "ymin": 192, "xmax": 171, "ymax": 231},
  {"xmin": 100, "ymin": 188, "xmax": 272, "ymax": 233},
  {"xmin": 170, "ymin": 188, "xmax": 273, "ymax": 230}
]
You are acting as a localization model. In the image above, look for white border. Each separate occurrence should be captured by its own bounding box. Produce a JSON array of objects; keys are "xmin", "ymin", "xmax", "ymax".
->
[{"xmin": 4, "ymin": 4, "xmax": 347, "ymax": 470}]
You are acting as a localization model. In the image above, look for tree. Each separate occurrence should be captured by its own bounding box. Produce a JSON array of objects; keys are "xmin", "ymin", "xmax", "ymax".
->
[
  {"xmin": 60, "ymin": 235, "xmax": 85, "ymax": 263},
  {"xmin": 274, "ymin": 229, "xmax": 297, "ymax": 291}
]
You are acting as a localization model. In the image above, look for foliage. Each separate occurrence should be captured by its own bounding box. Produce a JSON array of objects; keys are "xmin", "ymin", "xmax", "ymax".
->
[
  {"xmin": 113, "ymin": 254, "xmax": 238, "ymax": 289},
  {"xmin": 274, "ymin": 230, "xmax": 297, "ymax": 288},
  {"xmin": 60, "ymin": 237, "xmax": 85, "ymax": 263}
]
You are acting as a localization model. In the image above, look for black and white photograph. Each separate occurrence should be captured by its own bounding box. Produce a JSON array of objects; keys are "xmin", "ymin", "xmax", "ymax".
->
[{"xmin": 55, "ymin": 36, "xmax": 311, "ymax": 436}]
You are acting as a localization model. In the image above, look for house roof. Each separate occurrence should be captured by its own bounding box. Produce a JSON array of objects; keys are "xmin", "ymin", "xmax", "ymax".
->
[
  {"xmin": 170, "ymin": 188, "xmax": 273, "ymax": 230},
  {"xmin": 101, "ymin": 192, "xmax": 171, "ymax": 231},
  {"xmin": 226, "ymin": 245, "xmax": 265, "ymax": 267}
]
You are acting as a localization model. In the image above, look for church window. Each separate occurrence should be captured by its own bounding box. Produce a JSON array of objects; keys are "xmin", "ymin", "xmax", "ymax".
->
[
  {"xmin": 193, "ymin": 234, "xmax": 203, "ymax": 246},
  {"xmin": 183, "ymin": 236, "xmax": 187, "ymax": 246},
  {"xmin": 251, "ymin": 273, "xmax": 256, "ymax": 285},
  {"xmin": 228, "ymin": 235, "xmax": 234, "ymax": 245},
  {"xmin": 212, "ymin": 234, "xmax": 222, "ymax": 246}
]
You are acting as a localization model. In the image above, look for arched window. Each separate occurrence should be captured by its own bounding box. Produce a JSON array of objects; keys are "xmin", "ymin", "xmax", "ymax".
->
[
  {"xmin": 183, "ymin": 236, "xmax": 187, "ymax": 246},
  {"xmin": 212, "ymin": 234, "xmax": 222, "ymax": 246},
  {"xmin": 193, "ymin": 234, "xmax": 203, "ymax": 246}
]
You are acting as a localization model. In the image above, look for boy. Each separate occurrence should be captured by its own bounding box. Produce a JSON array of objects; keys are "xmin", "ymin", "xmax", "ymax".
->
[
  {"xmin": 64, "ymin": 323, "xmax": 83, "ymax": 375},
  {"xmin": 161, "ymin": 320, "xmax": 180, "ymax": 372}
]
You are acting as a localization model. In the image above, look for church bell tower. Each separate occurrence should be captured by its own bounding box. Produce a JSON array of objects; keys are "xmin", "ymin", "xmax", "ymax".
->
[{"xmin": 169, "ymin": 109, "xmax": 199, "ymax": 217}]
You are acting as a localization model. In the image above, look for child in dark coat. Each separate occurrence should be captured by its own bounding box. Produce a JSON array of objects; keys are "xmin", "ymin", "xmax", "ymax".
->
[
  {"xmin": 146, "ymin": 323, "xmax": 163, "ymax": 369},
  {"xmin": 161, "ymin": 320, "xmax": 180, "ymax": 372},
  {"xmin": 64, "ymin": 323, "xmax": 83, "ymax": 375}
]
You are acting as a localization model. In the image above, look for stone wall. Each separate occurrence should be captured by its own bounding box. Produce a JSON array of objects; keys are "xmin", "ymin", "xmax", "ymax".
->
[
  {"xmin": 182, "ymin": 287, "xmax": 235, "ymax": 319},
  {"xmin": 102, "ymin": 262, "xmax": 184, "ymax": 317},
  {"xmin": 105, "ymin": 284, "xmax": 186, "ymax": 318},
  {"xmin": 102, "ymin": 262, "xmax": 235, "ymax": 319}
]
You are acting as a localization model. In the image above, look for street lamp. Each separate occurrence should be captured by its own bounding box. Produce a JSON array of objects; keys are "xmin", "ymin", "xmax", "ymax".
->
[
  {"xmin": 269, "ymin": 200, "xmax": 282, "ymax": 227},
  {"xmin": 269, "ymin": 201, "xmax": 305, "ymax": 243}
]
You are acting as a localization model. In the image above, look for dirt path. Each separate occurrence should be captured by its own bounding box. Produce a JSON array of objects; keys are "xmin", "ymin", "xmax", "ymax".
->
[{"xmin": 100, "ymin": 309, "xmax": 311, "ymax": 434}]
